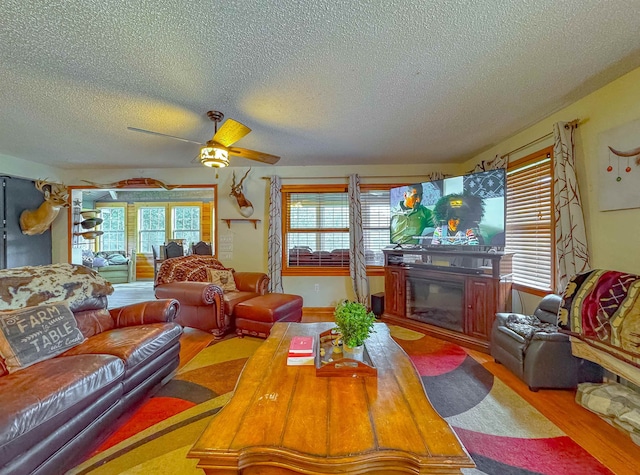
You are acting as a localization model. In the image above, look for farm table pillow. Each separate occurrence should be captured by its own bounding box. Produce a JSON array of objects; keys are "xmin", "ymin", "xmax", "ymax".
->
[{"xmin": 0, "ymin": 303, "xmax": 85, "ymax": 373}]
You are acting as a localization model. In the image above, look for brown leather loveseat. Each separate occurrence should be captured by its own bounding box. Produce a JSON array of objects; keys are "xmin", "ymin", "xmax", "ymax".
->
[
  {"xmin": 154, "ymin": 255, "xmax": 269, "ymax": 339},
  {"xmin": 0, "ymin": 263, "xmax": 182, "ymax": 475}
]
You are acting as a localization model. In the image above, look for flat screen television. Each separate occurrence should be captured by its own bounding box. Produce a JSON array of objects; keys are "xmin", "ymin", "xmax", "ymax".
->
[{"xmin": 389, "ymin": 169, "xmax": 506, "ymax": 248}]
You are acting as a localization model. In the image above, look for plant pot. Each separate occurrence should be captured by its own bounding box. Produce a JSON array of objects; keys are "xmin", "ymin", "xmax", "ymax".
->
[{"xmin": 343, "ymin": 344, "xmax": 364, "ymax": 362}]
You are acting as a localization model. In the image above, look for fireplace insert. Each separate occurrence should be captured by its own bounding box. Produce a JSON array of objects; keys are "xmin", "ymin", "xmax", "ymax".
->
[{"xmin": 405, "ymin": 276, "xmax": 464, "ymax": 332}]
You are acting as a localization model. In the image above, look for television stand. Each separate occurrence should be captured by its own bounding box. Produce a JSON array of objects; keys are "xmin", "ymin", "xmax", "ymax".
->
[
  {"xmin": 382, "ymin": 248, "xmax": 513, "ymax": 352},
  {"xmin": 428, "ymin": 264, "xmax": 485, "ymax": 275}
]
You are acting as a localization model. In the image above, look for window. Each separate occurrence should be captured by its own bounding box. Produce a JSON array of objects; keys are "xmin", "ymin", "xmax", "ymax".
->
[
  {"xmin": 172, "ymin": 206, "xmax": 201, "ymax": 246},
  {"xmin": 505, "ymin": 146, "xmax": 554, "ymax": 293},
  {"xmin": 98, "ymin": 207, "xmax": 126, "ymax": 251},
  {"xmin": 283, "ymin": 185, "xmax": 392, "ymax": 274},
  {"xmin": 138, "ymin": 207, "xmax": 166, "ymax": 253},
  {"xmin": 137, "ymin": 203, "xmax": 204, "ymax": 253},
  {"xmin": 360, "ymin": 187, "xmax": 392, "ymax": 266}
]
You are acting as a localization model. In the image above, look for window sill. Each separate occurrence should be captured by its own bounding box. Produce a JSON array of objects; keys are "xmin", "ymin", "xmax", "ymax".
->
[
  {"xmin": 512, "ymin": 283, "xmax": 554, "ymax": 297},
  {"xmin": 282, "ymin": 266, "xmax": 385, "ymax": 277}
]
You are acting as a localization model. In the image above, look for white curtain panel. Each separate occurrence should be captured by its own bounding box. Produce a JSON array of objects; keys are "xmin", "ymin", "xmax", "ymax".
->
[
  {"xmin": 553, "ymin": 122, "xmax": 591, "ymax": 292},
  {"xmin": 348, "ymin": 174, "xmax": 369, "ymax": 305},
  {"xmin": 267, "ymin": 175, "xmax": 284, "ymax": 293}
]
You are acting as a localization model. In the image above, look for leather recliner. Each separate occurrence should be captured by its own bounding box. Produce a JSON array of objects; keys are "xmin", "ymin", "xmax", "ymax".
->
[
  {"xmin": 490, "ymin": 294, "xmax": 580, "ymax": 391},
  {"xmin": 154, "ymin": 255, "xmax": 269, "ymax": 339}
]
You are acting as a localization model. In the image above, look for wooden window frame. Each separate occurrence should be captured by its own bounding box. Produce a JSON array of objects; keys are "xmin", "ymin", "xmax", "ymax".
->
[
  {"xmin": 281, "ymin": 184, "xmax": 396, "ymax": 277},
  {"xmin": 135, "ymin": 201, "xmax": 204, "ymax": 253}
]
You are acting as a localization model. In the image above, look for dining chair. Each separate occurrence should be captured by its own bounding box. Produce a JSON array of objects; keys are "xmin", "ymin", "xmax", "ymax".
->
[
  {"xmin": 164, "ymin": 241, "xmax": 184, "ymax": 259},
  {"xmin": 191, "ymin": 241, "xmax": 213, "ymax": 255}
]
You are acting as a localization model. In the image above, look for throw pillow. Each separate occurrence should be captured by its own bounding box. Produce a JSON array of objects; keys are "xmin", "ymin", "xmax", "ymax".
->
[
  {"xmin": 0, "ymin": 303, "xmax": 86, "ymax": 373},
  {"xmin": 206, "ymin": 268, "xmax": 238, "ymax": 292},
  {"xmin": 92, "ymin": 257, "xmax": 108, "ymax": 268},
  {"xmin": 107, "ymin": 253, "xmax": 127, "ymax": 265},
  {"xmin": 81, "ymin": 249, "xmax": 95, "ymax": 267}
]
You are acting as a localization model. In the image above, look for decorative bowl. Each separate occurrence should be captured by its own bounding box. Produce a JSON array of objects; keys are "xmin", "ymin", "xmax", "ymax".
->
[
  {"xmin": 80, "ymin": 231, "xmax": 103, "ymax": 240},
  {"xmin": 80, "ymin": 210, "xmax": 100, "ymax": 219},
  {"xmin": 80, "ymin": 217, "xmax": 103, "ymax": 229}
]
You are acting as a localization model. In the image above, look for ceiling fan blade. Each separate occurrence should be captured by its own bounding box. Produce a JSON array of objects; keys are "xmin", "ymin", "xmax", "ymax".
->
[
  {"xmin": 228, "ymin": 147, "xmax": 280, "ymax": 164},
  {"xmin": 213, "ymin": 119, "xmax": 251, "ymax": 147},
  {"xmin": 127, "ymin": 127, "xmax": 204, "ymax": 145}
]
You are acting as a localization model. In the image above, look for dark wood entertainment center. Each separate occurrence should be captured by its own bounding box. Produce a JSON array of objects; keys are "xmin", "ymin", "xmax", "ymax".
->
[{"xmin": 383, "ymin": 248, "xmax": 513, "ymax": 352}]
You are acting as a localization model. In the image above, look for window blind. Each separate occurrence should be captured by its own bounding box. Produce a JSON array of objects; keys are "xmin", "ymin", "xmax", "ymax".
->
[
  {"xmin": 284, "ymin": 188, "xmax": 392, "ymax": 270},
  {"xmin": 286, "ymin": 191, "xmax": 350, "ymax": 267},
  {"xmin": 505, "ymin": 150, "xmax": 554, "ymax": 291},
  {"xmin": 361, "ymin": 189, "xmax": 392, "ymax": 266}
]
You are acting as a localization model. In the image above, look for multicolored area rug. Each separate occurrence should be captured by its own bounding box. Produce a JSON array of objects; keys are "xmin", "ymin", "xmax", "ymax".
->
[
  {"xmin": 69, "ymin": 326, "xmax": 612, "ymax": 475},
  {"xmin": 392, "ymin": 326, "xmax": 613, "ymax": 475}
]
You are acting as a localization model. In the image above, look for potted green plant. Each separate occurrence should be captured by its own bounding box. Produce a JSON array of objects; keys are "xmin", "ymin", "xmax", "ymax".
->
[{"xmin": 334, "ymin": 300, "xmax": 376, "ymax": 361}]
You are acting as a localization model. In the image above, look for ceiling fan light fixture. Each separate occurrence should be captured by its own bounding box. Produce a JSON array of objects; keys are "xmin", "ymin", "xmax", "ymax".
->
[{"xmin": 200, "ymin": 145, "xmax": 229, "ymax": 168}]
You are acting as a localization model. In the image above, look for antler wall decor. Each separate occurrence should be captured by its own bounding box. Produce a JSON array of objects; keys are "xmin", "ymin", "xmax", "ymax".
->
[
  {"xmin": 81, "ymin": 177, "xmax": 178, "ymax": 190},
  {"xmin": 230, "ymin": 169, "xmax": 254, "ymax": 217}
]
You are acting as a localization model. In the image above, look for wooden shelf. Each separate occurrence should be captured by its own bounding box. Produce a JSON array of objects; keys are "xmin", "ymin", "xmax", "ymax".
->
[{"xmin": 221, "ymin": 218, "xmax": 261, "ymax": 229}]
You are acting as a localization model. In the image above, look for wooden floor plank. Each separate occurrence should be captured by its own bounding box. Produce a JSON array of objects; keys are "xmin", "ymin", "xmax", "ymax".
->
[{"xmin": 178, "ymin": 327, "xmax": 214, "ymax": 369}]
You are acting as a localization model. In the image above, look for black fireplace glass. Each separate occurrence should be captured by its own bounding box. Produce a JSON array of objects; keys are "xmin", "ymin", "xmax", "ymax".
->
[{"xmin": 405, "ymin": 276, "xmax": 464, "ymax": 332}]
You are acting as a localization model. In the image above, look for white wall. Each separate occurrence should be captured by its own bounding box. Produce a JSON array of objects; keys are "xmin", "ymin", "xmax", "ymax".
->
[{"xmin": 0, "ymin": 153, "xmax": 63, "ymax": 182}]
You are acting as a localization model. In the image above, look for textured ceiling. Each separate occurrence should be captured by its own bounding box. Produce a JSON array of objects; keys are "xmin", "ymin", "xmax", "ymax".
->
[{"xmin": 2, "ymin": 0, "xmax": 640, "ymax": 169}]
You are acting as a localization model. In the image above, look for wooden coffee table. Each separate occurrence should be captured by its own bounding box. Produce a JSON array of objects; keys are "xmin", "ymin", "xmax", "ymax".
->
[{"xmin": 188, "ymin": 322, "xmax": 474, "ymax": 474}]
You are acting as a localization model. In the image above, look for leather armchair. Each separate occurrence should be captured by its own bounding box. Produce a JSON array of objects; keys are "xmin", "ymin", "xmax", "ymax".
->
[
  {"xmin": 155, "ymin": 270, "xmax": 269, "ymax": 339},
  {"xmin": 490, "ymin": 294, "xmax": 580, "ymax": 391}
]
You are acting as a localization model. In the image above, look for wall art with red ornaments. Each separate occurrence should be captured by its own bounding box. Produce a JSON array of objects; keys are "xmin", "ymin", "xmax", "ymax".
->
[{"xmin": 598, "ymin": 117, "xmax": 640, "ymax": 211}]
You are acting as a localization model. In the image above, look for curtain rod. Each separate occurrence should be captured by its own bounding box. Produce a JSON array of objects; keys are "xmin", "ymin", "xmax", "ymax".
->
[
  {"xmin": 260, "ymin": 174, "xmax": 434, "ymax": 180},
  {"xmin": 499, "ymin": 118, "xmax": 582, "ymax": 159}
]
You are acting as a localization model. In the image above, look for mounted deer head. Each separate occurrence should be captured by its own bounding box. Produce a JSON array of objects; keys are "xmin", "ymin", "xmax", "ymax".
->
[
  {"xmin": 230, "ymin": 169, "xmax": 254, "ymax": 218},
  {"xmin": 19, "ymin": 180, "xmax": 69, "ymax": 235}
]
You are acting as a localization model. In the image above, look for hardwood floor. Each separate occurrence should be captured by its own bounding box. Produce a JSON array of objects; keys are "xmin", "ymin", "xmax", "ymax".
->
[
  {"xmin": 178, "ymin": 327, "xmax": 214, "ymax": 370},
  {"xmin": 109, "ymin": 283, "xmax": 640, "ymax": 474},
  {"xmin": 108, "ymin": 280, "xmax": 156, "ymax": 308}
]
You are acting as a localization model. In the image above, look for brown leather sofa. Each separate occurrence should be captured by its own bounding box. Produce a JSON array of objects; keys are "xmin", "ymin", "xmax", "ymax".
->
[
  {"xmin": 0, "ymin": 263, "xmax": 182, "ymax": 475},
  {"xmin": 154, "ymin": 255, "xmax": 269, "ymax": 339}
]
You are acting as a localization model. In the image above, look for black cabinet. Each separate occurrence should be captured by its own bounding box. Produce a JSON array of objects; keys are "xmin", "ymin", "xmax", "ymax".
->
[{"xmin": 0, "ymin": 176, "xmax": 52, "ymax": 269}]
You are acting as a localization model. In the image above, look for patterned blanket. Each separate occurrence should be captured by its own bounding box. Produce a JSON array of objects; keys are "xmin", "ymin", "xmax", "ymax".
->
[
  {"xmin": 558, "ymin": 269, "xmax": 640, "ymax": 368},
  {"xmin": 0, "ymin": 263, "xmax": 113, "ymax": 312},
  {"xmin": 155, "ymin": 255, "xmax": 227, "ymax": 286}
]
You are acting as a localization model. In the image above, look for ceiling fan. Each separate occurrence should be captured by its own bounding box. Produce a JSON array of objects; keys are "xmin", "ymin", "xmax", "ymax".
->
[{"xmin": 127, "ymin": 110, "xmax": 280, "ymax": 167}]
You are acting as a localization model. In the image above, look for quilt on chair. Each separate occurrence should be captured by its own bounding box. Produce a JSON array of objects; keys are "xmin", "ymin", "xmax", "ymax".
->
[
  {"xmin": 558, "ymin": 269, "xmax": 640, "ymax": 368},
  {"xmin": 155, "ymin": 255, "xmax": 227, "ymax": 286}
]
